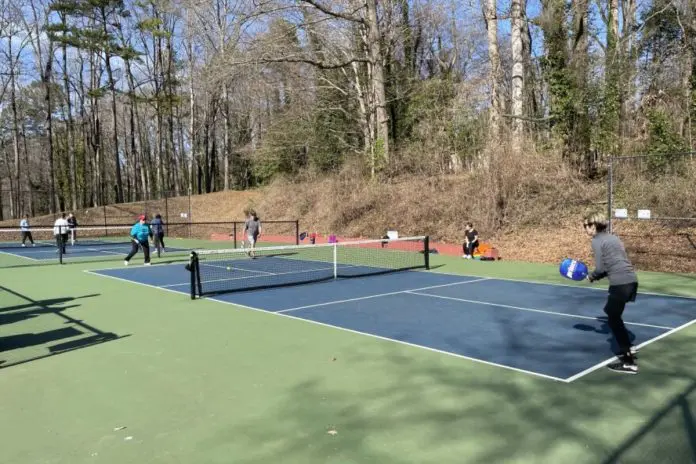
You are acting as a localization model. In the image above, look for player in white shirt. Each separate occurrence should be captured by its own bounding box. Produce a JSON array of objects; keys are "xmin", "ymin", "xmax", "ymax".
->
[
  {"xmin": 53, "ymin": 213, "xmax": 69, "ymax": 254},
  {"xmin": 20, "ymin": 215, "xmax": 35, "ymax": 246}
]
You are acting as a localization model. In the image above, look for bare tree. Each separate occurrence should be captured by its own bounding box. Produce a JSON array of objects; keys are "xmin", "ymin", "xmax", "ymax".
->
[
  {"xmin": 484, "ymin": 0, "xmax": 502, "ymax": 141},
  {"xmin": 510, "ymin": 0, "xmax": 526, "ymax": 153}
]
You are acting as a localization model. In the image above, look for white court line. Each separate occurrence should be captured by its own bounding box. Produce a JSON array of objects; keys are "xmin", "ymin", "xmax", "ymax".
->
[
  {"xmin": 207, "ymin": 295, "xmax": 569, "ymax": 383},
  {"xmin": 84, "ymin": 266, "xmax": 696, "ymax": 383},
  {"xmin": 83, "ymin": 269, "xmax": 192, "ymax": 298},
  {"xmin": 565, "ymin": 317, "xmax": 696, "ymax": 383},
  {"xmin": 277, "ymin": 278, "xmax": 492, "ymax": 313},
  {"xmin": 405, "ymin": 291, "xmax": 676, "ymax": 331},
  {"xmin": 0, "ymin": 249, "xmax": 41, "ymax": 261},
  {"xmin": 84, "ymin": 272, "xmax": 566, "ymax": 382},
  {"xmin": 429, "ymin": 269, "xmax": 696, "ymax": 301}
]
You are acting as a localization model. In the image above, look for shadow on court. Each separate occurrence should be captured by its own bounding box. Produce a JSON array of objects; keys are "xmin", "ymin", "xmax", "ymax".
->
[
  {"xmin": 574, "ymin": 322, "xmax": 637, "ymax": 355},
  {"xmin": 0, "ymin": 286, "xmax": 129, "ymax": 369},
  {"xmin": 601, "ymin": 381, "xmax": 696, "ymax": 463},
  {"xmin": 208, "ymin": 325, "xmax": 696, "ymax": 463}
]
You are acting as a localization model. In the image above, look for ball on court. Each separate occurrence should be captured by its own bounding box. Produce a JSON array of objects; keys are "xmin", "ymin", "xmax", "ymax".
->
[
  {"xmin": 559, "ymin": 258, "xmax": 588, "ymax": 281},
  {"xmin": 226, "ymin": 266, "xmax": 231, "ymax": 271}
]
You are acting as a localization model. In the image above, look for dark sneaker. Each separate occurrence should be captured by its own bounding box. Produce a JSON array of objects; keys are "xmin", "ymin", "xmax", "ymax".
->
[{"xmin": 607, "ymin": 361, "xmax": 638, "ymax": 374}]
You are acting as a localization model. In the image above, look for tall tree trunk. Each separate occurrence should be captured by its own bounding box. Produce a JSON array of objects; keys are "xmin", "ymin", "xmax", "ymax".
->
[
  {"xmin": 90, "ymin": 48, "xmax": 102, "ymax": 207},
  {"xmin": 186, "ymin": 7, "xmax": 196, "ymax": 196},
  {"xmin": 101, "ymin": 8, "xmax": 123, "ymax": 204},
  {"xmin": 166, "ymin": 33, "xmax": 180, "ymax": 196},
  {"xmin": 510, "ymin": 0, "xmax": 525, "ymax": 154},
  {"xmin": 9, "ymin": 36, "xmax": 22, "ymax": 218},
  {"xmin": 484, "ymin": 0, "xmax": 502, "ymax": 142},
  {"xmin": 63, "ymin": 29, "xmax": 77, "ymax": 210},
  {"xmin": 27, "ymin": 1, "xmax": 57, "ymax": 214},
  {"xmin": 365, "ymin": 0, "xmax": 389, "ymax": 175},
  {"xmin": 570, "ymin": 0, "xmax": 591, "ymax": 171},
  {"xmin": 125, "ymin": 58, "xmax": 140, "ymax": 200},
  {"xmin": 78, "ymin": 52, "xmax": 88, "ymax": 207},
  {"xmin": 620, "ymin": 0, "xmax": 637, "ymax": 139}
]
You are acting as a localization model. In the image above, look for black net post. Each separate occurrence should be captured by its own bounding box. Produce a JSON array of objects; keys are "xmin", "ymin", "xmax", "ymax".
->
[
  {"xmin": 233, "ymin": 222, "xmax": 237, "ymax": 248},
  {"xmin": 424, "ymin": 236, "xmax": 430, "ymax": 269},
  {"xmin": 57, "ymin": 225, "xmax": 67, "ymax": 265},
  {"xmin": 295, "ymin": 220, "xmax": 299, "ymax": 245},
  {"xmin": 189, "ymin": 251, "xmax": 198, "ymax": 299},
  {"xmin": 58, "ymin": 231, "xmax": 63, "ymax": 264}
]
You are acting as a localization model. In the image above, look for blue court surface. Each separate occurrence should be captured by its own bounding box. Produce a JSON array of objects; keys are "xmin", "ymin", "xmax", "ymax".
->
[
  {"xmin": 86, "ymin": 260, "xmax": 696, "ymax": 382},
  {"xmin": 0, "ymin": 242, "xmax": 188, "ymax": 261}
]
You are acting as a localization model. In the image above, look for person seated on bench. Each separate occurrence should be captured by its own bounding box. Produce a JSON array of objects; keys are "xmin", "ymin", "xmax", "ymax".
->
[{"xmin": 462, "ymin": 222, "xmax": 479, "ymax": 259}]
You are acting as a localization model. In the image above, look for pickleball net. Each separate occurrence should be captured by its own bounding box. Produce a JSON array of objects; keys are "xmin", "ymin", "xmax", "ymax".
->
[
  {"xmin": 0, "ymin": 225, "xmax": 134, "ymax": 249},
  {"xmin": 188, "ymin": 235, "xmax": 430, "ymax": 298}
]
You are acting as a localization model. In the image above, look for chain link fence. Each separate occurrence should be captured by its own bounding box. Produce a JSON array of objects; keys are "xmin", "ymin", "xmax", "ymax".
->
[{"xmin": 607, "ymin": 152, "xmax": 696, "ymax": 273}]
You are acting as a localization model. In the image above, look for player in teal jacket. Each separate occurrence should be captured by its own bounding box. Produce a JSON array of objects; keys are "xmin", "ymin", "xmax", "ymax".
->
[{"xmin": 124, "ymin": 215, "xmax": 153, "ymax": 265}]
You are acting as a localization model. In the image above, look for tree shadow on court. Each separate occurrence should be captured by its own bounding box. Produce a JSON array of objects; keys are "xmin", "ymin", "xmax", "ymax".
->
[
  {"xmin": 0, "ymin": 294, "xmax": 99, "ymax": 313},
  {"xmin": 211, "ymin": 318, "xmax": 696, "ymax": 463},
  {"xmin": 0, "ymin": 286, "xmax": 129, "ymax": 369},
  {"xmin": 574, "ymin": 321, "xmax": 637, "ymax": 355}
]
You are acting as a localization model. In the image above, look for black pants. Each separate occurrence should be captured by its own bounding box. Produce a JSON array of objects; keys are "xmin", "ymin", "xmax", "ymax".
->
[
  {"xmin": 125, "ymin": 241, "xmax": 150, "ymax": 263},
  {"xmin": 604, "ymin": 282, "xmax": 638, "ymax": 355},
  {"xmin": 154, "ymin": 232, "xmax": 165, "ymax": 249},
  {"xmin": 21, "ymin": 231, "xmax": 34, "ymax": 245},
  {"xmin": 56, "ymin": 234, "xmax": 68, "ymax": 253},
  {"xmin": 463, "ymin": 241, "xmax": 479, "ymax": 256}
]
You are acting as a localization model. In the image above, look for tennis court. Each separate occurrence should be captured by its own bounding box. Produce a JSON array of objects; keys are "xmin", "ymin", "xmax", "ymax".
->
[
  {"xmin": 3, "ymin": 232, "xmax": 696, "ymax": 463},
  {"xmin": 0, "ymin": 226, "xmax": 189, "ymax": 262},
  {"xmin": 87, "ymin": 238, "xmax": 696, "ymax": 383}
]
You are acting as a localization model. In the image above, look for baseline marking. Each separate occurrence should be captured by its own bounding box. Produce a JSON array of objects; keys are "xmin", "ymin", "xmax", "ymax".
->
[
  {"xmin": 406, "ymin": 291, "xmax": 676, "ymax": 330},
  {"xmin": 565, "ymin": 317, "xmax": 696, "ymax": 382}
]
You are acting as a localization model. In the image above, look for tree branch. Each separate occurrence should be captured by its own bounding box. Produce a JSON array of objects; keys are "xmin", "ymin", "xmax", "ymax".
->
[{"xmin": 296, "ymin": 0, "xmax": 366, "ymax": 24}]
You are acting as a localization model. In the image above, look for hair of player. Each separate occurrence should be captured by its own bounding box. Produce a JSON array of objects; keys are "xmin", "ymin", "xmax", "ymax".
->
[{"xmin": 584, "ymin": 212, "xmax": 608, "ymax": 232}]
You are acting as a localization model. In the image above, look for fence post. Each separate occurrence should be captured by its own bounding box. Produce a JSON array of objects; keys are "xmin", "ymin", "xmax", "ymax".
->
[
  {"xmin": 103, "ymin": 204, "xmax": 108, "ymax": 236},
  {"xmin": 188, "ymin": 188, "xmax": 192, "ymax": 239},
  {"xmin": 164, "ymin": 191, "xmax": 169, "ymax": 235}
]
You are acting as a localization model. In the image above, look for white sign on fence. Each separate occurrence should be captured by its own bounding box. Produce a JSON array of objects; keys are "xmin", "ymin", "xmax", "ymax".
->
[
  {"xmin": 614, "ymin": 208, "xmax": 628, "ymax": 218},
  {"xmin": 180, "ymin": 213, "xmax": 188, "ymax": 218},
  {"xmin": 637, "ymin": 209, "xmax": 651, "ymax": 219}
]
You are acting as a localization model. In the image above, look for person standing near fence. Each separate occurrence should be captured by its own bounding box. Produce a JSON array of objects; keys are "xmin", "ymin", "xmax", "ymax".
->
[
  {"xmin": 124, "ymin": 215, "xmax": 153, "ymax": 266},
  {"xmin": 67, "ymin": 213, "xmax": 78, "ymax": 245},
  {"xmin": 151, "ymin": 214, "xmax": 165, "ymax": 252},
  {"xmin": 20, "ymin": 214, "xmax": 35, "ymax": 247},
  {"xmin": 244, "ymin": 209, "xmax": 261, "ymax": 258},
  {"xmin": 53, "ymin": 213, "xmax": 69, "ymax": 254}
]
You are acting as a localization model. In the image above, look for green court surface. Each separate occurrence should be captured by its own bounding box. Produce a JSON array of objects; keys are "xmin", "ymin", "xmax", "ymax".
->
[{"xmin": 1, "ymin": 239, "xmax": 695, "ymax": 463}]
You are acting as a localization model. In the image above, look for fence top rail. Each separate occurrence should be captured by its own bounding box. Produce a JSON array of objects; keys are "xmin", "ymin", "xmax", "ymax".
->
[{"xmin": 0, "ymin": 220, "xmax": 299, "ymax": 229}]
